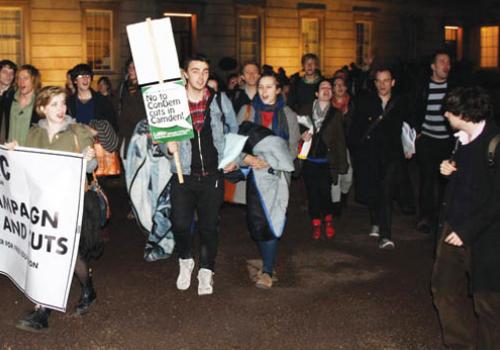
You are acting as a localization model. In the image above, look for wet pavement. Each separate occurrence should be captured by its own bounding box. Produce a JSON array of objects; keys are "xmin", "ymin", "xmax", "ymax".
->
[{"xmin": 0, "ymin": 179, "xmax": 445, "ymax": 349}]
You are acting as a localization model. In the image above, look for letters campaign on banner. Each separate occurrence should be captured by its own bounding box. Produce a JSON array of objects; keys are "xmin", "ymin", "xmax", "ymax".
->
[{"xmin": 0, "ymin": 146, "xmax": 86, "ymax": 312}]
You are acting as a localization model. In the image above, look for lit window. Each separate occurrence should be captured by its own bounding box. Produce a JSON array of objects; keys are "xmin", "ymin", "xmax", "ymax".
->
[
  {"xmin": 301, "ymin": 18, "xmax": 320, "ymax": 58},
  {"xmin": 444, "ymin": 26, "xmax": 463, "ymax": 61},
  {"xmin": 238, "ymin": 16, "xmax": 260, "ymax": 64},
  {"xmin": 356, "ymin": 22, "xmax": 372, "ymax": 66},
  {"xmin": 0, "ymin": 8, "xmax": 22, "ymax": 63},
  {"xmin": 480, "ymin": 26, "xmax": 499, "ymax": 68},
  {"xmin": 85, "ymin": 10, "xmax": 113, "ymax": 71}
]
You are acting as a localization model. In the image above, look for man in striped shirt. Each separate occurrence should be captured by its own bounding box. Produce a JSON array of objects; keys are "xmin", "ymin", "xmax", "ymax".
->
[{"xmin": 413, "ymin": 50, "xmax": 455, "ymax": 235}]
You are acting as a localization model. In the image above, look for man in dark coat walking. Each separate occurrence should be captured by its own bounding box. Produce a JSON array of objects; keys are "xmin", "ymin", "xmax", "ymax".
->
[{"xmin": 348, "ymin": 67, "xmax": 410, "ymax": 249}]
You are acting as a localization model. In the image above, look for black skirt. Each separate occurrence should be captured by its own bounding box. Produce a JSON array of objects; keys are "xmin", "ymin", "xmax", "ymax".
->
[{"xmin": 79, "ymin": 191, "xmax": 104, "ymax": 261}]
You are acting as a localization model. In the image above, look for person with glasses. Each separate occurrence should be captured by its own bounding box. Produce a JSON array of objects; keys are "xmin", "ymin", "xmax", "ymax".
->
[{"xmin": 66, "ymin": 64, "xmax": 117, "ymax": 131}]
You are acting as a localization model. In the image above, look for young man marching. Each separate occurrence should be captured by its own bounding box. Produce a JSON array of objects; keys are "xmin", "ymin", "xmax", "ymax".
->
[
  {"xmin": 413, "ymin": 51, "xmax": 455, "ymax": 234},
  {"xmin": 432, "ymin": 87, "xmax": 500, "ymax": 349},
  {"xmin": 287, "ymin": 53, "xmax": 322, "ymax": 113},
  {"xmin": 232, "ymin": 61, "xmax": 260, "ymax": 114},
  {"xmin": 165, "ymin": 54, "xmax": 237, "ymax": 295}
]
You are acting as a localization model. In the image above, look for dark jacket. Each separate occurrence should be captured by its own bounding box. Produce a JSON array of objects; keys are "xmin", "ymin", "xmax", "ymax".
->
[
  {"xmin": 0, "ymin": 89, "xmax": 39, "ymax": 143},
  {"xmin": 67, "ymin": 89, "xmax": 117, "ymax": 131},
  {"xmin": 299, "ymin": 102, "xmax": 348, "ymax": 184},
  {"xmin": 442, "ymin": 120, "xmax": 500, "ymax": 292},
  {"xmin": 117, "ymin": 79, "xmax": 147, "ymax": 150},
  {"xmin": 348, "ymin": 93, "xmax": 405, "ymax": 162},
  {"xmin": 231, "ymin": 88, "xmax": 254, "ymax": 116},
  {"xmin": 287, "ymin": 75, "xmax": 322, "ymax": 113},
  {"xmin": 348, "ymin": 93, "xmax": 405, "ymax": 204},
  {"xmin": 410, "ymin": 76, "xmax": 456, "ymax": 134}
]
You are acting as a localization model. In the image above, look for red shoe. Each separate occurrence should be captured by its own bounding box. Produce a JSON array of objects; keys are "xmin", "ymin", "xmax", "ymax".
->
[
  {"xmin": 312, "ymin": 219, "xmax": 322, "ymax": 240},
  {"xmin": 324, "ymin": 214, "xmax": 335, "ymax": 238}
]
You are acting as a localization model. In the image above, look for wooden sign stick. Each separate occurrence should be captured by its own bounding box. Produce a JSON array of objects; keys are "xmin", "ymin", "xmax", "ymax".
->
[{"xmin": 146, "ymin": 17, "xmax": 184, "ymax": 184}]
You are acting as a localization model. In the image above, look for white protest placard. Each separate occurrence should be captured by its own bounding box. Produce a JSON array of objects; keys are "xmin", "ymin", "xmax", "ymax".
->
[
  {"xmin": 0, "ymin": 146, "xmax": 86, "ymax": 312},
  {"xmin": 126, "ymin": 17, "xmax": 181, "ymax": 85},
  {"xmin": 127, "ymin": 17, "xmax": 193, "ymax": 183},
  {"xmin": 142, "ymin": 80, "xmax": 194, "ymax": 142}
]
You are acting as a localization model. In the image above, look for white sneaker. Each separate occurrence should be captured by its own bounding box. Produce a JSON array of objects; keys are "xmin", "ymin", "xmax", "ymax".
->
[
  {"xmin": 197, "ymin": 268, "xmax": 214, "ymax": 296},
  {"xmin": 379, "ymin": 238, "xmax": 395, "ymax": 249},
  {"xmin": 176, "ymin": 258, "xmax": 195, "ymax": 290},
  {"xmin": 369, "ymin": 225, "xmax": 380, "ymax": 238}
]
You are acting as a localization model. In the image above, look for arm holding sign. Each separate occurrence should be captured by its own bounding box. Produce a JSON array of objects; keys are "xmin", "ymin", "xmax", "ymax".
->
[{"xmin": 4, "ymin": 140, "xmax": 18, "ymax": 150}]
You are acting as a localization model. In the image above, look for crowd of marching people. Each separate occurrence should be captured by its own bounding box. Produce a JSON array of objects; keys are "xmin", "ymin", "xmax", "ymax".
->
[{"xmin": 0, "ymin": 49, "xmax": 499, "ymax": 350}]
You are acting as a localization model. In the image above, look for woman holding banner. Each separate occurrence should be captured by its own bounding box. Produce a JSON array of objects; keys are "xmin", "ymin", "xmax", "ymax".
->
[
  {"xmin": 7, "ymin": 86, "xmax": 102, "ymax": 332},
  {"xmin": 236, "ymin": 72, "xmax": 300, "ymax": 289}
]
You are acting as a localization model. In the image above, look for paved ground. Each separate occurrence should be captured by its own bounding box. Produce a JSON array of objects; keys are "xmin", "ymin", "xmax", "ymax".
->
[{"xmin": 0, "ymin": 179, "xmax": 445, "ymax": 349}]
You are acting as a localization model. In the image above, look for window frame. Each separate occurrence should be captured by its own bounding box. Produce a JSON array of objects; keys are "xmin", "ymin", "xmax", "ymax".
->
[
  {"xmin": 236, "ymin": 4, "xmax": 265, "ymax": 66},
  {"xmin": 81, "ymin": 1, "xmax": 119, "ymax": 74},
  {"xmin": 479, "ymin": 25, "xmax": 499, "ymax": 69},
  {"xmin": 355, "ymin": 20, "xmax": 372, "ymax": 66},
  {"xmin": 0, "ymin": 1, "xmax": 30, "ymax": 64},
  {"xmin": 237, "ymin": 14, "xmax": 262, "ymax": 65},
  {"xmin": 444, "ymin": 25, "xmax": 463, "ymax": 62},
  {"xmin": 298, "ymin": 8, "xmax": 324, "ymax": 70}
]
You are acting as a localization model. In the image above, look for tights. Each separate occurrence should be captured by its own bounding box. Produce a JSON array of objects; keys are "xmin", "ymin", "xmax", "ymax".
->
[
  {"xmin": 35, "ymin": 254, "xmax": 89, "ymax": 311},
  {"xmin": 74, "ymin": 254, "xmax": 90, "ymax": 284}
]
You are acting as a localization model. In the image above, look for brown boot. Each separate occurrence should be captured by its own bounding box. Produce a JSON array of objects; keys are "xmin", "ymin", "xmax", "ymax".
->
[{"xmin": 255, "ymin": 272, "xmax": 273, "ymax": 289}]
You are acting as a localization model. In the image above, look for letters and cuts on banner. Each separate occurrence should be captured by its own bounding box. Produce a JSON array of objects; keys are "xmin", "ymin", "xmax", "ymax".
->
[{"xmin": 0, "ymin": 146, "xmax": 86, "ymax": 312}]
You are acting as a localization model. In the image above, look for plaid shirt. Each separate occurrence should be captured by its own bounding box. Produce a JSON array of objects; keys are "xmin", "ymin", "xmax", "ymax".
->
[{"xmin": 189, "ymin": 88, "xmax": 210, "ymax": 132}]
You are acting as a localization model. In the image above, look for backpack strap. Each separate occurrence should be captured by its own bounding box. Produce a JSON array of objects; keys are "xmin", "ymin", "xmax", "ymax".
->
[
  {"xmin": 487, "ymin": 133, "xmax": 500, "ymax": 167},
  {"xmin": 215, "ymin": 92, "xmax": 229, "ymax": 133}
]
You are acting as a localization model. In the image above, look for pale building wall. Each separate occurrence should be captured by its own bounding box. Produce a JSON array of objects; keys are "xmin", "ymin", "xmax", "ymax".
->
[
  {"xmin": 0, "ymin": 0, "xmax": 462, "ymax": 88},
  {"xmin": 30, "ymin": 0, "xmax": 82, "ymax": 86},
  {"xmin": 12, "ymin": 0, "xmax": 156, "ymax": 88}
]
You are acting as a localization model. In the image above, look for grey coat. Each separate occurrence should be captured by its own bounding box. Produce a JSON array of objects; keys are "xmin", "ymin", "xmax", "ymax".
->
[{"xmin": 160, "ymin": 90, "xmax": 238, "ymax": 175}]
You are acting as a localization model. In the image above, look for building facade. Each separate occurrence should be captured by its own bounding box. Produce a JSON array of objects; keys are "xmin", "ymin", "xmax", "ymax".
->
[{"xmin": 0, "ymin": 0, "xmax": 497, "ymax": 87}]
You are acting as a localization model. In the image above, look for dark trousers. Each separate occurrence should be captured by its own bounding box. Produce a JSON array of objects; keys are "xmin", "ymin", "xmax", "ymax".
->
[
  {"xmin": 170, "ymin": 172, "xmax": 224, "ymax": 271},
  {"xmin": 302, "ymin": 161, "xmax": 333, "ymax": 219},
  {"xmin": 394, "ymin": 159, "xmax": 416, "ymax": 210},
  {"xmin": 416, "ymin": 136, "xmax": 453, "ymax": 224},
  {"xmin": 368, "ymin": 161, "xmax": 398, "ymax": 240},
  {"xmin": 431, "ymin": 224, "xmax": 500, "ymax": 349}
]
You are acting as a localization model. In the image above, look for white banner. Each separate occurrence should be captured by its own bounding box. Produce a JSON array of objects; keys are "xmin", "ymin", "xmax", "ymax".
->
[{"xmin": 0, "ymin": 146, "xmax": 86, "ymax": 312}]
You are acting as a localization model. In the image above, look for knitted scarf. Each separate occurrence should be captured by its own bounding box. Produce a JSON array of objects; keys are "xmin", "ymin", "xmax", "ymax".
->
[
  {"xmin": 331, "ymin": 94, "xmax": 350, "ymax": 115},
  {"xmin": 312, "ymin": 99, "xmax": 329, "ymax": 132},
  {"xmin": 251, "ymin": 94, "xmax": 289, "ymax": 140}
]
